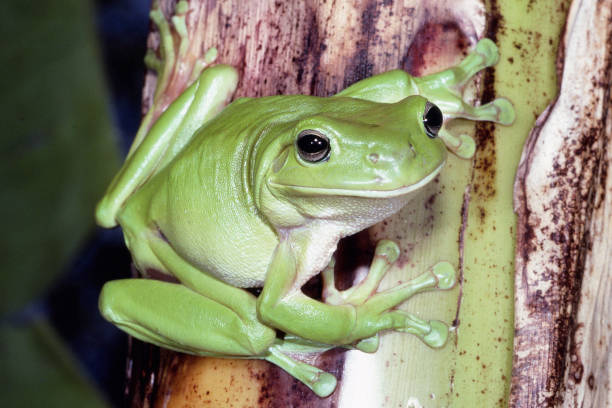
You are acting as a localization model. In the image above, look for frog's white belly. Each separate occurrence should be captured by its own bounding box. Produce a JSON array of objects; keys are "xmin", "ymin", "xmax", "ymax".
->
[
  {"xmin": 146, "ymin": 137, "xmax": 280, "ymax": 288},
  {"xmin": 162, "ymin": 204, "xmax": 278, "ymax": 288},
  {"xmin": 196, "ymin": 229, "xmax": 278, "ymax": 288}
]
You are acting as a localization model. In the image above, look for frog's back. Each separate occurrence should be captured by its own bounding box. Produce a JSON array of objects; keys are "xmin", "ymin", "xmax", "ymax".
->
[
  {"xmin": 118, "ymin": 94, "xmax": 350, "ymax": 287},
  {"xmin": 119, "ymin": 97, "xmax": 301, "ymax": 288}
]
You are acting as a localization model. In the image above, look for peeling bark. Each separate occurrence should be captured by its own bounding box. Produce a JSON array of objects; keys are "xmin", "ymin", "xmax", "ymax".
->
[{"xmin": 510, "ymin": 0, "xmax": 612, "ymax": 406}]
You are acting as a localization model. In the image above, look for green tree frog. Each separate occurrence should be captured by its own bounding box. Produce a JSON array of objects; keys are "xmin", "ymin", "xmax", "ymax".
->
[{"xmin": 95, "ymin": 25, "xmax": 514, "ymax": 396}]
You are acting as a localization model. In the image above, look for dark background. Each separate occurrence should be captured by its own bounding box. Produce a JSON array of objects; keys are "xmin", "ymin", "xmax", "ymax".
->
[
  {"xmin": 49, "ymin": 0, "xmax": 151, "ymax": 405},
  {"xmin": 1, "ymin": 0, "xmax": 152, "ymax": 406}
]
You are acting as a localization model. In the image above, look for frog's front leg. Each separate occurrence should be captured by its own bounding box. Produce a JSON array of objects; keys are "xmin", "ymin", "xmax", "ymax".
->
[
  {"xmin": 257, "ymin": 237, "xmax": 456, "ymax": 352},
  {"xmin": 96, "ymin": 0, "xmax": 238, "ymax": 229},
  {"xmin": 337, "ymin": 38, "xmax": 515, "ymax": 159},
  {"xmin": 100, "ymin": 278, "xmax": 275, "ymax": 356},
  {"xmin": 322, "ymin": 240, "xmax": 455, "ymax": 351},
  {"xmin": 413, "ymin": 38, "xmax": 516, "ymax": 158},
  {"xmin": 412, "ymin": 38, "xmax": 515, "ymax": 125},
  {"xmin": 322, "ymin": 240, "xmax": 400, "ymax": 306}
]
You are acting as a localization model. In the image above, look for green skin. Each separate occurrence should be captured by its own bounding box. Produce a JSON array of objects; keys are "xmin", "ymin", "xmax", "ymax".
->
[{"xmin": 96, "ymin": 30, "xmax": 514, "ymax": 397}]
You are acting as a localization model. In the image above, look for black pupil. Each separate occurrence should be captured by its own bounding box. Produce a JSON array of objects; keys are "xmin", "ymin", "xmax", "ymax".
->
[
  {"xmin": 424, "ymin": 103, "xmax": 443, "ymax": 137},
  {"xmin": 298, "ymin": 134, "xmax": 327, "ymax": 153}
]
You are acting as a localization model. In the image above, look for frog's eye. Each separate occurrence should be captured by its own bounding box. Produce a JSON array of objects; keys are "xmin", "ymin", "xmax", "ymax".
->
[
  {"xmin": 296, "ymin": 130, "xmax": 331, "ymax": 163},
  {"xmin": 423, "ymin": 102, "xmax": 443, "ymax": 138}
]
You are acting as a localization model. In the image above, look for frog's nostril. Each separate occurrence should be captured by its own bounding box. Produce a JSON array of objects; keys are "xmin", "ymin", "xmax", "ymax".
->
[{"xmin": 368, "ymin": 153, "xmax": 380, "ymax": 164}]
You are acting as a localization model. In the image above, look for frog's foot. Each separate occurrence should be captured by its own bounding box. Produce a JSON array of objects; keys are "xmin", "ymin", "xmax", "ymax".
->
[
  {"xmin": 322, "ymin": 240, "xmax": 400, "ymax": 306},
  {"xmin": 322, "ymin": 240, "xmax": 455, "ymax": 348},
  {"xmin": 456, "ymin": 96, "xmax": 516, "ymax": 125},
  {"xmin": 447, "ymin": 39, "xmax": 516, "ymax": 126},
  {"xmin": 439, "ymin": 96, "xmax": 516, "ymax": 158},
  {"xmin": 265, "ymin": 343, "xmax": 337, "ymax": 397},
  {"xmin": 146, "ymin": 3, "xmax": 185, "ymax": 90},
  {"xmin": 343, "ymin": 261, "xmax": 455, "ymax": 348},
  {"xmin": 127, "ymin": 1, "xmax": 220, "ymax": 157},
  {"xmin": 146, "ymin": 1, "xmax": 217, "ymax": 93}
]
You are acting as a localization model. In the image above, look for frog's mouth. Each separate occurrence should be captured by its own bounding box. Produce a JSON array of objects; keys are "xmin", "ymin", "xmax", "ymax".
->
[{"xmin": 270, "ymin": 163, "xmax": 444, "ymax": 198}]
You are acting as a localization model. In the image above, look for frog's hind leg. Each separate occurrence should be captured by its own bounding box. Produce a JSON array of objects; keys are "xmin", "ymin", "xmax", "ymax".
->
[
  {"xmin": 95, "ymin": 1, "xmax": 238, "ymax": 229},
  {"xmin": 100, "ymin": 278, "xmax": 339, "ymax": 397},
  {"xmin": 95, "ymin": 63, "xmax": 238, "ymax": 228},
  {"xmin": 99, "ymin": 278, "xmax": 276, "ymax": 356}
]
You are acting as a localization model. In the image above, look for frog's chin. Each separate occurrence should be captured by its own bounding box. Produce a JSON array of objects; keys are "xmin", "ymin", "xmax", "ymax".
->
[{"xmin": 270, "ymin": 163, "xmax": 444, "ymax": 198}]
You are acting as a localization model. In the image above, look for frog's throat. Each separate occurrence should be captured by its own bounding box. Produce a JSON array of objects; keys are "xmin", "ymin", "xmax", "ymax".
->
[{"xmin": 270, "ymin": 163, "xmax": 444, "ymax": 198}]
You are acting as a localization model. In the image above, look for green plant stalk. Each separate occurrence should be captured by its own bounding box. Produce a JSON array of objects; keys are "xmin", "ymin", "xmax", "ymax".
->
[
  {"xmin": 452, "ymin": 0, "xmax": 571, "ymax": 406},
  {"xmin": 355, "ymin": 1, "xmax": 571, "ymax": 407}
]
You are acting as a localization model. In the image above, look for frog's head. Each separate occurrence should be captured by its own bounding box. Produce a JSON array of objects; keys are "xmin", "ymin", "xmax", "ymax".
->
[{"xmin": 255, "ymin": 95, "xmax": 446, "ymax": 231}]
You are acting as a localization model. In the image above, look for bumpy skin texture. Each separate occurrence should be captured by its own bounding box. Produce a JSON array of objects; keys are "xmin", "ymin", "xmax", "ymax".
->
[{"xmin": 96, "ymin": 34, "xmax": 514, "ymax": 396}]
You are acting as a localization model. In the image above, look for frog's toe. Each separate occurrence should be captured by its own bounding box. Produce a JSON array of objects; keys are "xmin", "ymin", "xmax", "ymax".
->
[
  {"xmin": 267, "ymin": 346, "xmax": 338, "ymax": 397},
  {"xmin": 422, "ymin": 320, "xmax": 449, "ymax": 348},
  {"xmin": 439, "ymin": 129, "xmax": 476, "ymax": 159},
  {"xmin": 432, "ymin": 261, "xmax": 456, "ymax": 290},
  {"xmin": 375, "ymin": 239, "xmax": 400, "ymax": 264},
  {"xmin": 355, "ymin": 334, "xmax": 380, "ymax": 353},
  {"xmin": 475, "ymin": 38, "xmax": 500, "ymax": 66},
  {"xmin": 312, "ymin": 372, "xmax": 338, "ymax": 398},
  {"xmin": 455, "ymin": 133, "xmax": 476, "ymax": 159},
  {"xmin": 203, "ymin": 47, "xmax": 218, "ymax": 64},
  {"xmin": 492, "ymin": 97, "xmax": 516, "ymax": 125}
]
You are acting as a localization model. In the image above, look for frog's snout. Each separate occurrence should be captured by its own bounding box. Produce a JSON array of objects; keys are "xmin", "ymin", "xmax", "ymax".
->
[{"xmin": 365, "ymin": 139, "xmax": 416, "ymax": 169}]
